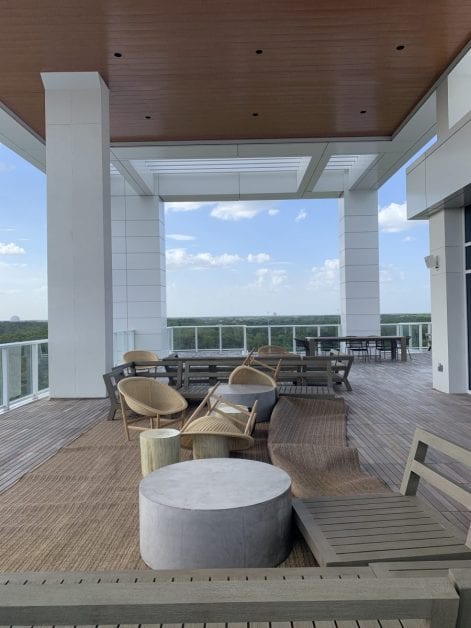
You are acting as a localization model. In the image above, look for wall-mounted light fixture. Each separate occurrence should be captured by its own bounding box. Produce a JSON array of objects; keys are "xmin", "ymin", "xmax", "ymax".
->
[{"xmin": 424, "ymin": 254, "xmax": 439, "ymax": 269}]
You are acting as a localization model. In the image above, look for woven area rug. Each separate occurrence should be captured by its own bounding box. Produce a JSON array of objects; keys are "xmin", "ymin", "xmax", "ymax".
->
[
  {"xmin": 269, "ymin": 397, "xmax": 348, "ymax": 445},
  {"xmin": 267, "ymin": 396, "xmax": 387, "ymax": 498},
  {"xmin": 0, "ymin": 419, "xmax": 316, "ymax": 572}
]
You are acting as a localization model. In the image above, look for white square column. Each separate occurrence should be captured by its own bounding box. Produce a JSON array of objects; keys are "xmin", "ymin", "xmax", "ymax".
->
[
  {"xmin": 339, "ymin": 190, "xmax": 380, "ymax": 335},
  {"xmin": 42, "ymin": 72, "xmax": 112, "ymax": 397},
  {"xmin": 429, "ymin": 209, "xmax": 467, "ymax": 393},
  {"xmin": 111, "ymin": 175, "xmax": 168, "ymax": 361}
]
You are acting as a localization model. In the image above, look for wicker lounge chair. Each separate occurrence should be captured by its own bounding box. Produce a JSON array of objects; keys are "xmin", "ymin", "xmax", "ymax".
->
[{"xmin": 117, "ymin": 377, "xmax": 187, "ymax": 440}]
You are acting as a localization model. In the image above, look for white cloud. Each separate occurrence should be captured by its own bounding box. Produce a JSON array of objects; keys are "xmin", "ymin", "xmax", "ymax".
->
[
  {"xmin": 247, "ymin": 253, "xmax": 270, "ymax": 263},
  {"xmin": 378, "ymin": 202, "xmax": 426, "ymax": 233},
  {"xmin": 167, "ymin": 233, "xmax": 196, "ymax": 241},
  {"xmin": 251, "ymin": 268, "xmax": 288, "ymax": 291},
  {"xmin": 308, "ymin": 258, "xmax": 339, "ymax": 291},
  {"xmin": 268, "ymin": 209, "xmax": 279, "ymax": 216},
  {"xmin": 0, "ymin": 242, "xmax": 26, "ymax": 255},
  {"xmin": 295, "ymin": 209, "xmax": 307, "ymax": 223},
  {"xmin": 403, "ymin": 235, "xmax": 415, "ymax": 242},
  {"xmin": 0, "ymin": 227, "xmax": 15, "ymax": 232},
  {"xmin": 165, "ymin": 202, "xmax": 209, "ymax": 213},
  {"xmin": 210, "ymin": 201, "xmax": 279, "ymax": 221},
  {"xmin": 166, "ymin": 248, "xmax": 242, "ymax": 269},
  {"xmin": 380, "ymin": 264, "xmax": 406, "ymax": 283}
]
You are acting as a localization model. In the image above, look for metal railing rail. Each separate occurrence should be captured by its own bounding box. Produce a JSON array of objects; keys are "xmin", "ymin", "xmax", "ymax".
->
[{"xmin": 0, "ymin": 339, "xmax": 49, "ymax": 412}]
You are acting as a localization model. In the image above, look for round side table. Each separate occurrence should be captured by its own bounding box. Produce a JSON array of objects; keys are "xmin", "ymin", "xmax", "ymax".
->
[{"xmin": 139, "ymin": 458, "xmax": 292, "ymax": 568}]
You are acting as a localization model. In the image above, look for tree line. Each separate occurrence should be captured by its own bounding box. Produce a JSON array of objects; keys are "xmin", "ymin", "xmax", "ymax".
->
[{"xmin": 0, "ymin": 314, "xmax": 431, "ymax": 345}]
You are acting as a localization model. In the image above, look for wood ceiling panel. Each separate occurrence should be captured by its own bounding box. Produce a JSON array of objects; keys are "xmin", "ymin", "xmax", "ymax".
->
[{"xmin": 1, "ymin": 0, "xmax": 471, "ymax": 143}]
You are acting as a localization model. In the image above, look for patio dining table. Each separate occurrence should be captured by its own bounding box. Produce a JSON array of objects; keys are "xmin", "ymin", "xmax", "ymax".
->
[{"xmin": 305, "ymin": 335, "xmax": 409, "ymax": 361}]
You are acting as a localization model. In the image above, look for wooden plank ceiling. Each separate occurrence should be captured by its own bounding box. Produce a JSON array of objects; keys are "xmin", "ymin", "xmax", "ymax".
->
[{"xmin": 1, "ymin": 0, "xmax": 471, "ymax": 143}]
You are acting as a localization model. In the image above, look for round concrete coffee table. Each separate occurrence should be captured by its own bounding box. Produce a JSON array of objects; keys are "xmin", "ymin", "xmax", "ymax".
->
[
  {"xmin": 213, "ymin": 383, "xmax": 276, "ymax": 421},
  {"xmin": 139, "ymin": 458, "xmax": 292, "ymax": 569}
]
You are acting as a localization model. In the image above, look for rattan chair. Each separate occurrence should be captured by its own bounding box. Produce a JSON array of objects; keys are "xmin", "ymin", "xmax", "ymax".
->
[
  {"xmin": 184, "ymin": 383, "xmax": 258, "ymax": 436},
  {"xmin": 117, "ymin": 377, "xmax": 187, "ymax": 440},
  {"xmin": 122, "ymin": 350, "xmax": 159, "ymax": 375},
  {"xmin": 229, "ymin": 364, "xmax": 277, "ymax": 387},
  {"xmin": 180, "ymin": 414, "xmax": 255, "ymax": 458}
]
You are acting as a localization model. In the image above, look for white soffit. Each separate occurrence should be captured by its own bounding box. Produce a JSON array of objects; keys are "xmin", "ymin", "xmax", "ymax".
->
[
  {"xmin": 133, "ymin": 156, "xmax": 310, "ymax": 176},
  {"xmin": 313, "ymin": 153, "xmax": 378, "ymax": 193}
]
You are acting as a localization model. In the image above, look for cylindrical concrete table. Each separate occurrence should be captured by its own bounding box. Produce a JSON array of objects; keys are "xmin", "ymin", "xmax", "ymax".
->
[
  {"xmin": 139, "ymin": 428, "xmax": 180, "ymax": 476},
  {"xmin": 212, "ymin": 383, "xmax": 276, "ymax": 421},
  {"xmin": 139, "ymin": 458, "xmax": 292, "ymax": 569}
]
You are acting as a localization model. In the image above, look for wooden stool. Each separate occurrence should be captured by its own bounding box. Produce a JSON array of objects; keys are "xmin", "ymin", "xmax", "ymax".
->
[{"xmin": 139, "ymin": 428, "xmax": 180, "ymax": 476}]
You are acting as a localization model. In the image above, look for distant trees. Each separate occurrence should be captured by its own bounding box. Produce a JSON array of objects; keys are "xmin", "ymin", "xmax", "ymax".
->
[
  {"xmin": 0, "ymin": 321, "xmax": 48, "ymax": 344},
  {"xmin": 0, "ymin": 314, "xmax": 431, "ymax": 346}
]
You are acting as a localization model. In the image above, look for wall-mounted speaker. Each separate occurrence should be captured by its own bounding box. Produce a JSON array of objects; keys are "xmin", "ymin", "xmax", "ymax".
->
[{"xmin": 424, "ymin": 255, "xmax": 439, "ymax": 269}]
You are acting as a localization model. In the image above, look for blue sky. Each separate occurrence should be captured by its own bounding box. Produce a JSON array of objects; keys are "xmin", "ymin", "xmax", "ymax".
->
[{"xmin": 0, "ymin": 142, "xmax": 431, "ymax": 320}]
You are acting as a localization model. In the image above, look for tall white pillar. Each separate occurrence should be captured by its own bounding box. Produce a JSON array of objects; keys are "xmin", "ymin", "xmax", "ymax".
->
[
  {"xmin": 429, "ymin": 209, "xmax": 467, "ymax": 392},
  {"xmin": 111, "ymin": 176, "xmax": 168, "ymax": 362},
  {"xmin": 339, "ymin": 190, "xmax": 380, "ymax": 335},
  {"xmin": 42, "ymin": 72, "xmax": 112, "ymax": 397}
]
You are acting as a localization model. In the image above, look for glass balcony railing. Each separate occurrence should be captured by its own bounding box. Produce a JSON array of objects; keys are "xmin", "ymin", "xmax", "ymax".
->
[
  {"xmin": 0, "ymin": 321, "xmax": 432, "ymax": 411},
  {"xmin": 0, "ymin": 339, "xmax": 49, "ymax": 412},
  {"xmin": 167, "ymin": 322, "xmax": 432, "ymax": 354}
]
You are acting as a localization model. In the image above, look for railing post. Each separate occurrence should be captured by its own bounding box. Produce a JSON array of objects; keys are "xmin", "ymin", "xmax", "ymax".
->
[
  {"xmin": 292, "ymin": 326, "xmax": 296, "ymax": 353},
  {"xmin": 218, "ymin": 325, "xmax": 222, "ymax": 353},
  {"xmin": 1, "ymin": 347, "xmax": 9, "ymax": 410},
  {"xmin": 243, "ymin": 326, "xmax": 247, "ymax": 354},
  {"xmin": 32, "ymin": 342, "xmax": 39, "ymax": 399},
  {"xmin": 194, "ymin": 327, "xmax": 198, "ymax": 353},
  {"xmin": 267, "ymin": 324, "xmax": 271, "ymax": 345}
]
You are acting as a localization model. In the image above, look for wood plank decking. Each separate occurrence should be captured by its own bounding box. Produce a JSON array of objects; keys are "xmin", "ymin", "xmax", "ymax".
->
[
  {"xmin": 0, "ymin": 397, "xmax": 108, "ymax": 493},
  {"xmin": 0, "ymin": 352, "xmax": 468, "ymax": 572}
]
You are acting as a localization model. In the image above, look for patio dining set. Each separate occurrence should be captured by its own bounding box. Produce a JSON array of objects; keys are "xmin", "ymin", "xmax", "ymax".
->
[{"xmin": 301, "ymin": 334, "xmax": 412, "ymax": 361}]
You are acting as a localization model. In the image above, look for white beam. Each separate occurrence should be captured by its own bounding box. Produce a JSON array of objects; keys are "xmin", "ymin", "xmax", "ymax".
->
[
  {"xmin": 110, "ymin": 155, "xmax": 155, "ymax": 196},
  {"xmin": 0, "ymin": 102, "xmax": 45, "ymax": 172}
]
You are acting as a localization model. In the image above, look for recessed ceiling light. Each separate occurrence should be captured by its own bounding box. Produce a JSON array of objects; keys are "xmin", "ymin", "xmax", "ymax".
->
[
  {"xmin": 255, "ymin": 49, "xmax": 263, "ymax": 55},
  {"xmin": 360, "ymin": 110, "xmax": 367, "ymax": 114},
  {"xmin": 145, "ymin": 115, "xmax": 152, "ymax": 119},
  {"xmin": 396, "ymin": 45, "xmax": 405, "ymax": 51},
  {"xmin": 113, "ymin": 52, "xmax": 122, "ymax": 58},
  {"xmin": 252, "ymin": 112, "xmax": 259, "ymax": 117}
]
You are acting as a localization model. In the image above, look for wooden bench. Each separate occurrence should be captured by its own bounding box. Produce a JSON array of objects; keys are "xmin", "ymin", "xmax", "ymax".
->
[
  {"xmin": 0, "ymin": 566, "xmax": 464, "ymax": 628},
  {"xmin": 370, "ymin": 559, "xmax": 471, "ymax": 578},
  {"xmin": 103, "ymin": 354, "xmax": 347, "ymax": 414},
  {"xmin": 293, "ymin": 428, "xmax": 471, "ymax": 566},
  {"xmin": 252, "ymin": 354, "xmax": 353, "ymax": 393},
  {"xmin": 179, "ymin": 356, "xmax": 243, "ymax": 399}
]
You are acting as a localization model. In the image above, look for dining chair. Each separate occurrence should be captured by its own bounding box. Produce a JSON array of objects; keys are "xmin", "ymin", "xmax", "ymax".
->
[{"xmin": 345, "ymin": 337, "xmax": 370, "ymax": 361}]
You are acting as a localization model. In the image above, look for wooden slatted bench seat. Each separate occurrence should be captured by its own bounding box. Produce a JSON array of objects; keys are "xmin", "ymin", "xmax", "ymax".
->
[
  {"xmin": 254, "ymin": 354, "xmax": 353, "ymax": 393},
  {"xmin": 103, "ymin": 354, "xmax": 349, "ymax": 414},
  {"xmin": 370, "ymin": 558, "xmax": 471, "ymax": 578},
  {"xmin": 293, "ymin": 428, "xmax": 471, "ymax": 567},
  {"xmin": 0, "ymin": 567, "xmax": 463, "ymax": 628}
]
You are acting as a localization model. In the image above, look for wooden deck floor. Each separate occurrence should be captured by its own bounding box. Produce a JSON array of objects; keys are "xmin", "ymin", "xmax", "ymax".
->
[
  {"xmin": 0, "ymin": 352, "xmax": 469, "ymax": 535},
  {"xmin": 0, "ymin": 397, "xmax": 108, "ymax": 493},
  {"xmin": 345, "ymin": 352, "xmax": 471, "ymax": 534}
]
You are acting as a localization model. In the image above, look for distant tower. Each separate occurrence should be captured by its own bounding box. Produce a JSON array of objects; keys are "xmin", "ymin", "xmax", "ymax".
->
[{"xmin": 10, "ymin": 315, "xmax": 20, "ymax": 322}]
